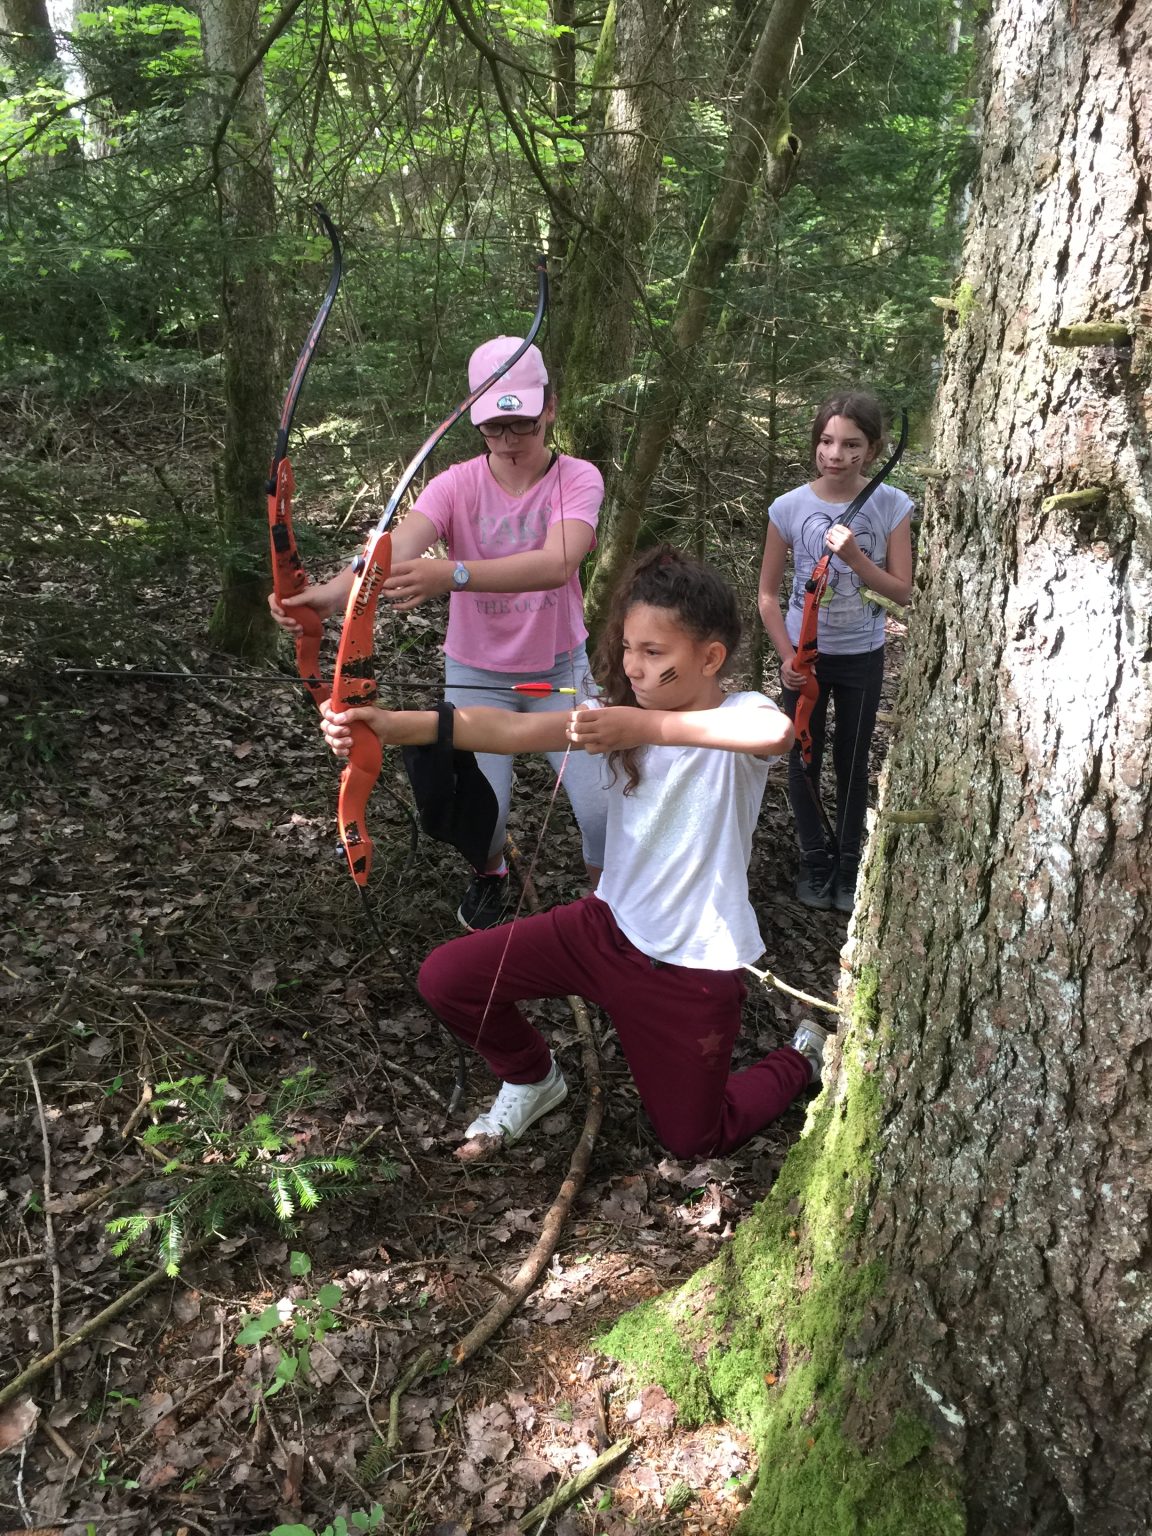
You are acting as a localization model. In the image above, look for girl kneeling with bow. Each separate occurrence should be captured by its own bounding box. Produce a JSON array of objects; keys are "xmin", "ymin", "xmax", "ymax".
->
[{"xmin": 320, "ymin": 547, "xmax": 827, "ymax": 1158}]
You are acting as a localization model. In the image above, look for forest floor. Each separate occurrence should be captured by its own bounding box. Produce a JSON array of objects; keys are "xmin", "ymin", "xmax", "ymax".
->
[{"xmin": 1, "ymin": 418, "xmax": 907, "ymax": 1536}]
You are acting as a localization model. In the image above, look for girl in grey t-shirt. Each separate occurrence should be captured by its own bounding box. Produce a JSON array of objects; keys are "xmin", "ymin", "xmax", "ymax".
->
[{"xmin": 758, "ymin": 391, "xmax": 914, "ymax": 912}]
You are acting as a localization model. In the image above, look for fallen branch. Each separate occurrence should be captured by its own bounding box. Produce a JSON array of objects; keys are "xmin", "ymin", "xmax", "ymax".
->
[
  {"xmin": 517, "ymin": 1438, "xmax": 632, "ymax": 1532},
  {"xmin": 0, "ymin": 1252, "xmax": 44, "ymax": 1272},
  {"xmin": 0, "ymin": 1263, "xmax": 173, "ymax": 1409},
  {"xmin": 384, "ymin": 848, "xmax": 606, "ymax": 1440},
  {"xmin": 26, "ymin": 1060, "xmax": 62, "ymax": 1397},
  {"xmin": 453, "ymin": 991, "xmax": 603, "ymax": 1369},
  {"xmin": 452, "ymin": 849, "xmax": 605, "ymax": 1367}
]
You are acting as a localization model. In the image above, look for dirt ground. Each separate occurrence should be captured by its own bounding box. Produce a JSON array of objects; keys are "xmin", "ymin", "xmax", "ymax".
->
[{"xmin": 1, "ymin": 509, "xmax": 905, "ymax": 1536}]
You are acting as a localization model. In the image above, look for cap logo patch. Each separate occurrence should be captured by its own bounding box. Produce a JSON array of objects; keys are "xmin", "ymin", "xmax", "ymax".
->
[{"xmin": 496, "ymin": 393, "xmax": 522, "ymax": 411}]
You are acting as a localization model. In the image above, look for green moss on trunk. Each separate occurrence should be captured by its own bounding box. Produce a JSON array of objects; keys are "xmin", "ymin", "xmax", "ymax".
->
[{"xmin": 598, "ymin": 969, "xmax": 963, "ymax": 1534}]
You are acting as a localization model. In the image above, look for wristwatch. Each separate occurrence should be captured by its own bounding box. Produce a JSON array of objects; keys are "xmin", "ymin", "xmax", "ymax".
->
[{"xmin": 451, "ymin": 561, "xmax": 471, "ymax": 589}]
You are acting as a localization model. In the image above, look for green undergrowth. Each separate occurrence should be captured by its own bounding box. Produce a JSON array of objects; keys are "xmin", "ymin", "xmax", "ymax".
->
[{"xmin": 599, "ymin": 968, "xmax": 964, "ymax": 1535}]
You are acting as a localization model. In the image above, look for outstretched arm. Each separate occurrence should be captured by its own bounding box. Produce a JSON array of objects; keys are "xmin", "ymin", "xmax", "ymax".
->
[
  {"xmin": 568, "ymin": 702, "xmax": 794, "ymax": 758},
  {"xmin": 320, "ymin": 701, "xmax": 572, "ymax": 758}
]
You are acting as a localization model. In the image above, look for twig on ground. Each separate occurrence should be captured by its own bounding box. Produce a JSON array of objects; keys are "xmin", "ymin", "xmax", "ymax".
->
[
  {"xmin": 452, "ymin": 988, "xmax": 603, "ymax": 1368},
  {"xmin": 378, "ymin": 1057, "xmax": 449, "ymax": 1111},
  {"xmin": 387, "ymin": 1346, "xmax": 440, "ymax": 1453},
  {"xmin": 742, "ymin": 962, "xmax": 840, "ymax": 1016},
  {"xmin": 0, "ymin": 1263, "xmax": 173, "ymax": 1409},
  {"xmin": 384, "ymin": 846, "xmax": 607, "ymax": 1446},
  {"xmin": 40, "ymin": 1420, "xmax": 79, "ymax": 1463},
  {"xmin": 0, "ymin": 1252, "xmax": 44, "ymax": 1271},
  {"xmin": 26, "ymin": 1058, "xmax": 63, "ymax": 1398},
  {"xmin": 64, "ymin": 1167, "xmax": 152, "ymax": 1216},
  {"xmin": 119, "ymin": 1080, "xmax": 154, "ymax": 1141},
  {"xmin": 47, "ymin": 957, "xmax": 85, "ymax": 1022}
]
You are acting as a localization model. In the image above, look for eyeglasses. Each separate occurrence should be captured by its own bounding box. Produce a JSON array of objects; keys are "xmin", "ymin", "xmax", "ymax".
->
[{"xmin": 476, "ymin": 415, "xmax": 543, "ymax": 439}]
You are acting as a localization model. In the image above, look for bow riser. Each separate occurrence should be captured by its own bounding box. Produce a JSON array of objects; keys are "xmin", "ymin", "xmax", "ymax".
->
[
  {"xmin": 266, "ymin": 204, "xmax": 343, "ymax": 709},
  {"xmin": 327, "ymin": 255, "xmax": 550, "ymax": 893},
  {"xmin": 331, "ymin": 530, "xmax": 394, "ymax": 883},
  {"xmin": 792, "ymin": 554, "xmax": 831, "ymax": 766},
  {"xmin": 268, "ymin": 459, "xmax": 329, "ymax": 706}
]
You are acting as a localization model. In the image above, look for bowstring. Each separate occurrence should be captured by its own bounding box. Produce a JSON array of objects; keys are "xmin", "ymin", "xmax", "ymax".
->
[
  {"xmin": 336, "ymin": 246, "xmax": 421, "ymax": 921},
  {"xmin": 824, "ymin": 433, "xmax": 903, "ymax": 867},
  {"xmin": 472, "ymin": 362, "xmax": 585, "ymax": 1055}
]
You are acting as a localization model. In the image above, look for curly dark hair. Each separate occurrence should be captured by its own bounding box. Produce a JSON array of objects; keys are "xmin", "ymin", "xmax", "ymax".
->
[
  {"xmin": 590, "ymin": 545, "xmax": 742, "ymax": 793},
  {"xmin": 809, "ymin": 390, "xmax": 884, "ymax": 467}
]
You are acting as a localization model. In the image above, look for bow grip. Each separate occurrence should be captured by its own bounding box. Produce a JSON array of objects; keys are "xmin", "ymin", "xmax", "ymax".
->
[
  {"xmin": 337, "ymin": 726, "xmax": 383, "ymax": 884},
  {"xmin": 330, "ymin": 532, "xmax": 394, "ymax": 882}
]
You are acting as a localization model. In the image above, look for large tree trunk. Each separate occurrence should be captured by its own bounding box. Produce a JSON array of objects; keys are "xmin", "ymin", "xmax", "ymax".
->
[
  {"xmin": 0, "ymin": 0, "xmax": 56, "ymax": 73},
  {"xmin": 602, "ymin": 2, "xmax": 1152, "ymax": 1531}
]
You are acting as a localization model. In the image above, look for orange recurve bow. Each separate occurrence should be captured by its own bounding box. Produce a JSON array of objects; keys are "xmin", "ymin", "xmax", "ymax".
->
[
  {"xmin": 266, "ymin": 204, "xmax": 343, "ymax": 709},
  {"xmin": 329, "ymin": 254, "xmax": 550, "ymax": 893}
]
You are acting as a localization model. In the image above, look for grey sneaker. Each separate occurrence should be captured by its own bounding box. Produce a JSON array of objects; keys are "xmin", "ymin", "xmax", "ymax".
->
[
  {"xmin": 790, "ymin": 1021, "xmax": 830, "ymax": 1086},
  {"xmin": 465, "ymin": 1055, "xmax": 568, "ymax": 1142}
]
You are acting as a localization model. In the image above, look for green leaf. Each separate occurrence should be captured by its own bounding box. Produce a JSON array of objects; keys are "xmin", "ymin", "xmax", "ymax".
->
[
  {"xmin": 290, "ymin": 1249, "xmax": 312, "ymax": 1277},
  {"xmin": 315, "ymin": 1283, "xmax": 343, "ymax": 1308},
  {"xmin": 236, "ymin": 1304, "xmax": 282, "ymax": 1346}
]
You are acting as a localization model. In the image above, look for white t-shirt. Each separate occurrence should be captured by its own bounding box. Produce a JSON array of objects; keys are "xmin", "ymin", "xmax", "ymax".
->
[
  {"xmin": 768, "ymin": 481, "xmax": 913, "ymax": 655},
  {"xmin": 593, "ymin": 693, "xmax": 779, "ymax": 970}
]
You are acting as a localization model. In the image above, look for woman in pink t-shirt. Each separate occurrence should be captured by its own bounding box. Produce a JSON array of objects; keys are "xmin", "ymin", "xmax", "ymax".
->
[{"xmin": 270, "ymin": 337, "xmax": 609, "ymax": 930}]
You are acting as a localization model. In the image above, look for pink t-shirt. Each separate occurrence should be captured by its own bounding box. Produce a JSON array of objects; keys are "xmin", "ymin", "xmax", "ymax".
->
[{"xmin": 412, "ymin": 452, "xmax": 603, "ymax": 672}]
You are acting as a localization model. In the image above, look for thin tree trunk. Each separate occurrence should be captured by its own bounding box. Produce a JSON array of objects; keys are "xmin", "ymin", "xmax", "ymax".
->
[
  {"xmin": 558, "ymin": 0, "xmax": 684, "ymax": 477},
  {"xmin": 198, "ymin": 0, "xmax": 280, "ymax": 657},
  {"xmin": 585, "ymin": 0, "xmax": 806, "ymax": 624}
]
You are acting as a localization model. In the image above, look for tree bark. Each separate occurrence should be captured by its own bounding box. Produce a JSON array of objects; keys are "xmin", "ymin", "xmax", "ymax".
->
[
  {"xmin": 0, "ymin": 0, "xmax": 56, "ymax": 73},
  {"xmin": 198, "ymin": 0, "xmax": 280, "ymax": 657},
  {"xmin": 601, "ymin": 2, "xmax": 1152, "ymax": 1531},
  {"xmin": 559, "ymin": 0, "xmax": 684, "ymax": 478}
]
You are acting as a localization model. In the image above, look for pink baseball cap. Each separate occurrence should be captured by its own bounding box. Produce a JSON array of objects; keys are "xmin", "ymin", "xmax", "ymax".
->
[{"xmin": 468, "ymin": 336, "xmax": 548, "ymax": 425}]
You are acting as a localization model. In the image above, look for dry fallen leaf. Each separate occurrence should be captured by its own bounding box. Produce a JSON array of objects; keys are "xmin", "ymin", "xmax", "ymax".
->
[{"xmin": 0, "ymin": 1397, "xmax": 39, "ymax": 1454}]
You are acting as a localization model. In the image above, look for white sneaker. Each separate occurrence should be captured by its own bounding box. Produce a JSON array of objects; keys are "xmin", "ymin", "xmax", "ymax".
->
[
  {"xmin": 465, "ymin": 1055, "xmax": 568, "ymax": 1142},
  {"xmin": 790, "ymin": 1021, "xmax": 830, "ymax": 1086}
]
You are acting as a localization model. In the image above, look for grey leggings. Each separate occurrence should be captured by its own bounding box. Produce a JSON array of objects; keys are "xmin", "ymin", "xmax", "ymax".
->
[{"xmin": 444, "ymin": 645, "xmax": 610, "ymax": 867}]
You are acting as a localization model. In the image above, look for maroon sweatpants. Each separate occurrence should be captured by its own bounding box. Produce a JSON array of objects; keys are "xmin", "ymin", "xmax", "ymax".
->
[{"xmin": 417, "ymin": 895, "xmax": 811, "ymax": 1159}]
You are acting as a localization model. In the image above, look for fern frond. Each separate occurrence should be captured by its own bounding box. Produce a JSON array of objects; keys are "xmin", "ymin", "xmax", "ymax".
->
[
  {"xmin": 107, "ymin": 1212, "xmax": 152, "ymax": 1255},
  {"xmin": 159, "ymin": 1212, "xmax": 183, "ymax": 1275},
  {"xmin": 358, "ymin": 1437, "xmax": 392, "ymax": 1485}
]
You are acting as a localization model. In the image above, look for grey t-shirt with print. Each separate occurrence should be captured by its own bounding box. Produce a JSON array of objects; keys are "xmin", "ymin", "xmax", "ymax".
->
[{"xmin": 768, "ymin": 481, "xmax": 914, "ymax": 656}]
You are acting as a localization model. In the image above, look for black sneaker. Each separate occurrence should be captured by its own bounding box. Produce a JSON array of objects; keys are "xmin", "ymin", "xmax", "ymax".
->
[
  {"xmin": 457, "ymin": 872, "xmax": 513, "ymax": 931},
  {"xmin": 833, "ymin": 865, "xmax": 858, "ymax": 914},
  {"xmin": 795, "ymin": 858, "xmax": 835, "ymax": 910}
]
